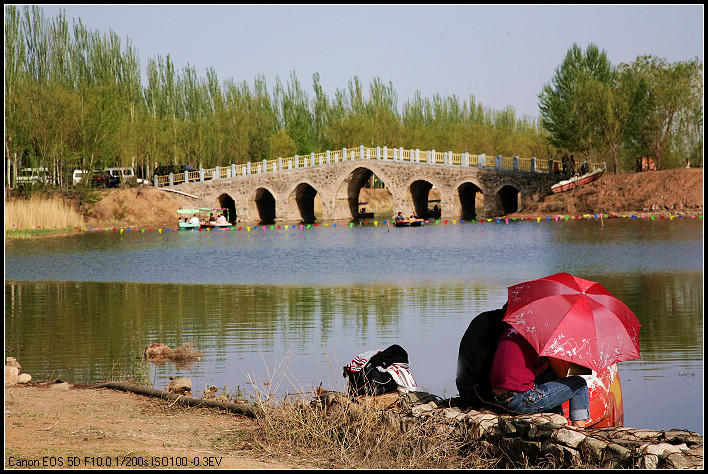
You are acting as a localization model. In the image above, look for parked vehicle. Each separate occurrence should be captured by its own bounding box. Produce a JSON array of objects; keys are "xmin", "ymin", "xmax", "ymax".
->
[
  {"xmin": 17, "ymin": 167, "xmax": 51, "ymax": 186},
  {"xmin": 154, "ymin": 164, "xmax": 196, "ymax": 176},
  {"xmin": 72, "ymin": 169, "xmax": 91, "ymax": 185},
  {"xmin": 91, "ymin": 170, "xmax": 119, "ymax": 188},
  {"xmin": 104, "ymin": 167, "xmax": 139, "ymax": 186}
]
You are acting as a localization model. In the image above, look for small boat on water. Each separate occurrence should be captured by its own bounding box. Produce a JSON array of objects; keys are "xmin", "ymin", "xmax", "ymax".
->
[
  {"xmin": 358, "ymin": 202, "xmax": 375, "ymax": 219},
  {"xmin": 177, "ymin": 209, "xmax": 201, "ymax": 229},
  {"xmin": 178, "ymin": 221, "xmax": 200, "ymax": 229},
  {"xmin": 199, "ymin": 207, "xmax": 233, "ymax": 228},
  {"xmin": 427, "ymin": 200, "xmax": 441, "ymax": 219},
  {"xmin": 394, "ymin": 218, "xmax": 425, "ymax": 227},
  {"xmin": 551, "ymin": 168, "xmax": 604, "ymax": 194}
]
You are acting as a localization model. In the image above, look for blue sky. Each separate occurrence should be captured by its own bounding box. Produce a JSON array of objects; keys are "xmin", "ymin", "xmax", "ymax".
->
[{"xmin": 34, "ymin": 4, "xmax": 703, "ymax": 119}]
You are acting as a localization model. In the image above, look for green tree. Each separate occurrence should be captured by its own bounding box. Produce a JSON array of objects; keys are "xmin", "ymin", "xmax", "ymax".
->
[
  {"xmin": 571, "ymin": 64, "xmax": 645, "ymax": 173},
  {"xmin": 270, "ymin": 129, "xmax": 298, "ymax": 158},
  {"xmin": 627, "ymin": 56, "xmax": 703, "ymax": 169},
  {"xmin": 538, "ymin": 43, "xmax": 615, "ymax": 157}
]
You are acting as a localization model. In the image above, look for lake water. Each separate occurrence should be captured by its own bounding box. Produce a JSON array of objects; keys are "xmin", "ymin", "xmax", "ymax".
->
[{"xmin": 4, "ymin": 216, "xmax": 703, "ymax": 434}]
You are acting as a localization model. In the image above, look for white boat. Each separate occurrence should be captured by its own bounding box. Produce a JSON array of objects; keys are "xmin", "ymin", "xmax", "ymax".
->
[{"xmin": 551, "ymin": 168, "xmax": 604, "ymax": 194}]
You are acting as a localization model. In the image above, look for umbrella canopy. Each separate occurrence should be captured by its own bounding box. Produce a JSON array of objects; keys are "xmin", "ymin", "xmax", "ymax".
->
[{"xmin": 503, "ymin": 272, "xmax": 641, "ymax": 372}]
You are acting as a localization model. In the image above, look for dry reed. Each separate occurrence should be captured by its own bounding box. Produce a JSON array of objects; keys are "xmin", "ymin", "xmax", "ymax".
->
[
  {"xmin": 5, "ymin": 196, "xmax": 84, "ymax": 235},
  {"xmin": 241, "ymin": 353, "xmax": 493, "ymax": 469},
  {"xmin": 168, "ymin": 343, "xmax": 203, "ymax": 362}
]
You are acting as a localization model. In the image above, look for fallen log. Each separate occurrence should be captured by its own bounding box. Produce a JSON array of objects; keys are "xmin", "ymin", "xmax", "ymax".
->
[{"xmin": 89, "ymin": 381, "xmax": 262, "ymax": 418}]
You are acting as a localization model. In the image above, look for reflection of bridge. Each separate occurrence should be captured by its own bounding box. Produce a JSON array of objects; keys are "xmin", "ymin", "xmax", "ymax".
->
[{"xmin": 159, "ymin": 146, "xmax": 570, "ymax": 224}]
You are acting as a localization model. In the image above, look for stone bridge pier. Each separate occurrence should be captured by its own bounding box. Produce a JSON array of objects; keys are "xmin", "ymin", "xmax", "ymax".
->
[{"xmin": 171, "ymin": 159, "xmax": 556, "ymax": 225}]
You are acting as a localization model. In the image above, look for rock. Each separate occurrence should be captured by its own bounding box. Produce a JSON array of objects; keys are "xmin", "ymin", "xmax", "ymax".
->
[
  {"xmin": 51, "ymin": 381, "xmax": 72, "ymax": 390},
  {"xmin": 553, "ymin": 427, "xmax": 587, "ymax": 449},
  {"xmin": 637, "ymin": 453, "xmax": 660, "ymax": 469},
  {"xmin": 661, "ymin": 429, "xmax": 703, "ymax": 446},
  {"xmin": 642, "ymin": 442, "xmax": 683, "ymax": 457},
  {"xmin": 6, "ymin": 357, "xmax": 22, "ymax": 369},
  {"xmin": 166, "ymin": 376, "xmax": 192, "ymax": 394},
  {"xmin": 664, "ymin": 451, "xmax": 704, "ymax": 469},
  {"xmin": 144, "ymin": 342, "xmax": 173, "ymax": 361},
  {"xmin": 411, "ymin": 401, "xmax": 437, "ymax": 417},
  {"xmin": 542, "ymin": 438, "xmax": 581, "ymax": 466},
  {"xmin": 442, "ymin": 407, "xmax": 465, "ymax": 420},
  {"xmin": 622, "ymin": 428, "xmax": 662, "ymax": 440},
  {"xmin": 5, "ymin": 365, "xmax": 19, "ymax": 385},
  {"xmin": 17, "ymin": 373, "xmax": 32, "ymax": 384},
  {"xmin": 579, "ymin": 436, "xmax": 609, "ymax": 464},
  {"xmin": 602, "ymin": 442, "xmax": 632, "ymax": 468}
]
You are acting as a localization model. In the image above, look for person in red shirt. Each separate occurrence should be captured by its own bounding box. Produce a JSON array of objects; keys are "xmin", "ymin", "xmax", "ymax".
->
[{"xmin": 490, "ymin": 325, "xmax": 590, "ymax": 427}]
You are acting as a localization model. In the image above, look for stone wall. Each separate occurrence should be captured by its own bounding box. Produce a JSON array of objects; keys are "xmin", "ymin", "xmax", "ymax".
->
[
  {"xmin": 405, "ymin": 403, "xmax": 703, "ymax": 468},
  {"xmin": 317, "ymin": 391, "xmax": 703, "ymax": 469}
]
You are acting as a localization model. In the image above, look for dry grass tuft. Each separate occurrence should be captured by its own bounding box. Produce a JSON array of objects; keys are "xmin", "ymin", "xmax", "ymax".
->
[
  {"xmin": 168, "ymin": 343, "xmax": 203, "ymax": 362},
  {"xmin": 239, "ymin": 354, "xmax": 493, "ymax": 469},
  {"xmin": 5, "ymin": 195, "xmax": 85, "ymax": 237},
  {"xmin": 144, "ymin": 342, "xmax": 202, "ymax": 363},
  {"xmin": 247, "ymin": 390, "xmax": 492, "ymax": 469}
]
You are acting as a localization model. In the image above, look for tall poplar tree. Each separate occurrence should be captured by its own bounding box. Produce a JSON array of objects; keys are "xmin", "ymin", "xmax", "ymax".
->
[{"xmin": 538, "ymin": 43, "xmax": 615, "ymax": 157}]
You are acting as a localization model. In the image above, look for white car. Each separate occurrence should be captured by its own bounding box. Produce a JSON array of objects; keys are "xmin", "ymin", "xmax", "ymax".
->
[
  {"xmin": 17, "ymin": 167, "xmax": 51, "ymax": 186},
  {"xmin": 104, "ymin": 167, "xmax": 151, "ymax": 186},
  {"xmin": 72, "ymin": 169, "xmax": 91, "ymax": 185}
]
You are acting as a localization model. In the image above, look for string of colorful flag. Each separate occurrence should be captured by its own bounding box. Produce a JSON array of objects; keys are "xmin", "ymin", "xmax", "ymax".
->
[{"xmin": 7, "ymin": 212, "xmax": 702, "ymax": 234}]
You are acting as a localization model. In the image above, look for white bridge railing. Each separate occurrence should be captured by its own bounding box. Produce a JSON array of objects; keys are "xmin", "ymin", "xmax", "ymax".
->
[{"xmin": 154, "ymin": 145, "xmax": 603, "ymax": 187}]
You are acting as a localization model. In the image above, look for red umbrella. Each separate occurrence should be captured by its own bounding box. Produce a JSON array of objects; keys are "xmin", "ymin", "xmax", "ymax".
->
[{"xmin": 503, "ymin": 272, "xmax": 641, "ymax": 372}]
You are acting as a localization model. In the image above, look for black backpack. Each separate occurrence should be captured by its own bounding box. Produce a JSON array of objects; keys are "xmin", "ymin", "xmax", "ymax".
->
[
  {"xmin": 343, "ymin": 344, "xmax": 409, "ymax": 397},
  {"xmin": 455, "ymin": 305, "xmax": 508, "ymax": 407}
]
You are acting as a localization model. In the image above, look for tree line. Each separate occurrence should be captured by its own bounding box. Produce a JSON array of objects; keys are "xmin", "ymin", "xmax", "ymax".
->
[
  {"xmin": 539, "ymin": 43, "xmax": 702, "ymax": 173},
  {"xmin": 4, "ymin": 6, "xmax": 702, "ymax": 188}
]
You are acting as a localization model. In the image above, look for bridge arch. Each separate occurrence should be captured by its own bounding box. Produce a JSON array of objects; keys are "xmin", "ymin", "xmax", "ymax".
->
[
  {"xmin": 216, "ymin": 193, "xmax": 237, "ymax": 224},
  {"xmin": 452, "ymin": 180, "xmax": 485, "ymax": 221},
  {"xmin": 403, "ymin": 179, "xmax": 434, "ymax": 218},
  {"xmin": 332, "ymin": 165, "xmax": 395, "ymax": 220},
  {"xmin": 495, "ymin": 184, "xmax": 521, "ymax": 215},
  {"xmin": 287, "ymin": 181, "xmax": 321, "ymax": 224},
  {"xmin": 251, "ymin": 186, "xmax": 277, "ymax": 225}
]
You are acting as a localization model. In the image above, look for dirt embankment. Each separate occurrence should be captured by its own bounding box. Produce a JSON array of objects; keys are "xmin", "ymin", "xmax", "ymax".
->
[
  {"xmin": 515, "ymin": 168, "xmax": 703, "ymax": 218},
  {"xmin": 4, "ymin": 384, "xmax": 294, "ymax": 470},
  {"xmin": 83, "ymin": 168, "xmax": 703, "ymax": 229}
]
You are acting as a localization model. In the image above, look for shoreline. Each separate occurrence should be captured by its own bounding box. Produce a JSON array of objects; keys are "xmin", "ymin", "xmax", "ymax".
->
[{"xmin": 6, "ymin": 209, "xmax": 703, "ymax": 238}]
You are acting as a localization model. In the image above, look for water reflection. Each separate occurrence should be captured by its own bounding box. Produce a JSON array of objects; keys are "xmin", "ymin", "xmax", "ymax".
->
[{"xmin": 5, "ymin": 270, "xmax": 703, "ymax": 433}]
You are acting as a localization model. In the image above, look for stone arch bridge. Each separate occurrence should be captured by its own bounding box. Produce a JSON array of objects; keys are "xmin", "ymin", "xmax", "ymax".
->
[{"xmin": 162, "ymin": 146, "xmax": 563, "ymax": 225}]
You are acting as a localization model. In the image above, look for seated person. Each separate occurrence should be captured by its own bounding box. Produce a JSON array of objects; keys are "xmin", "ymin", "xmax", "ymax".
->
[
  {"xmin": 489, "ymin": 325, "xmax": 590, "ymax": 428},
  {"xmin": 216, "ymin": 213, "xmax": 227, "ymax": 224},
  {"xmin": 208, "ymin": 213, "xmax": 216, "ymax": 223},
  {"xmin": 188, "ymin": 214, "xmax": 200, "ymax": 225},
  {"xmin": 394, "ymin": 212, "xmax": 405, "ymax": 222}
]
